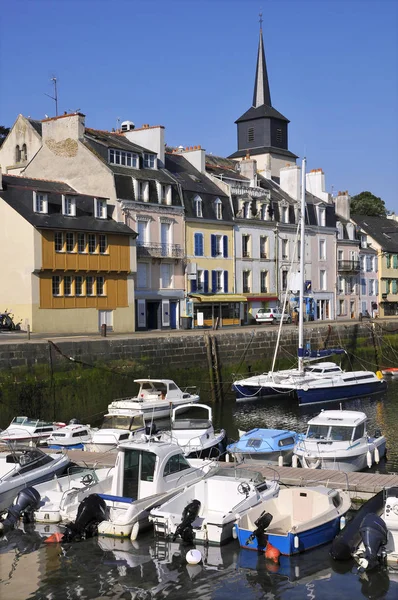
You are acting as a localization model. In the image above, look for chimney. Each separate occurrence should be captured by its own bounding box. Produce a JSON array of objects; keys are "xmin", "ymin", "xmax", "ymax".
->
[
  {"xmin": 239, "ymin": 158, "xmax": 257, "ymax": 187},
  {"xmin": 306, "ymin": 168, "xmax": 330, "ymax": 203},
  {"xmin": 279, "ymin": 164, "xmax": 301, "ymax": 201},
  {"xmin": 335, "ymin": 190, "xmax": 351, "ymax": 221},
  {"xmin": 179, "ymin": 146, "xmax": 206, "ymax": 173},
  {"xmin": 123, "ymin": 124, "xmax": 165, "ymax": 167},
  {"xmin": 42, "ymin": 112, "xmax": 86, "ymax": 142},
  {"xmin": 263, "ymin": 154, "xmax": 272, "ymax": 180}
]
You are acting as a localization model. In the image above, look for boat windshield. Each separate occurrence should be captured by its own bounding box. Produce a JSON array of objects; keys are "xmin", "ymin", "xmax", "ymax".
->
[
  {"xmin": 307, "ymin": 424, "xmax": 354, "ymax": 441},
  {"xmin": 307, "ymin": 425, "xmax": 329, "ymax": 439},
  {"xmin": 329, "ymin": 426, "xmax": 354, "ymax": 441},
  {"xmin": 101, "ymin": 415, "xmax": 144, "ymax": 431}
]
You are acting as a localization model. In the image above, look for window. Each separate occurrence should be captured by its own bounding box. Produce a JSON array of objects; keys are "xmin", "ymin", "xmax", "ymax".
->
[
  {"xmin": 282, "ymin": 270, "xmax": 288, "ymax": 291},
  {"xmin": 211, "ymin": 234, "xmax": 227, "ymax": 257},
  {"xmin": 137, "ymin": 220, "xmax": 148, "ymax": 244},
  {"xmin": 22, "ymin": 143, "xmax": 27, "ymax": 161},
  {"xmin": 197, "ymin": 269, "xmax": 205, "ymax": 292},
  {"xmin": 109, "ymin": 149, "xmax": 138, "ymax": 167},
  {"xmin": 86, "ymin": 276, "xmax": 94, "ymax": 296},
  {"xmin": 215, "ymin": 198, "xmax": 222, "ymax": 219},
  {"xmin": 64, "ymin": 276, "xmax": 72, "ymax": 296},
  {"xmin": 242, "ymin": 235, "xmax": 251, "ymax": 258},
  {"xmin": 360, "ymin": 255, "xmax": 366, "ymax": 272},
  {"xmin": 387, "ymin": 254, "xmax": 391, "ymax": 269},
  {"xmin": 320, "ymin": 269, "xmax": 326, "ymax": 291},
  {"xmin": 243, "ymin": 270, "xmax": 251, "ymax": 293},
  {"xmin": 319, "ymin": 239, "xmax": 326, "ymax": 260},
  {"xmin": 160, "ymin": 184, "xmax": 171, "ymax": 205},
  {"xmin": 216, "ymin": 270, "xmax": 223, "ymax": 292},
  {"xmin": 194, "ymin": 196, "xmax": 203, "ymax": 218},
  {"xmin": 282, "ymin": 239, "xmax": 288, "ymax": 259},
  {"xmin": 160, "ymin": 263, "xmax": 172, "ymax": 288},
  {"xmin": 88, "ymin": 234, "xmax": 96, "ymax": 254},
  {"xmin": 77, "ymin": 233, "xmax": 86, "ymax": 253},
  {"xmin": 62, "ymin": 196, "xmax": 76, "ymax": 216},
  {"xmin": 338, "ymin": 276, "xmax": 344, "ymax": 295},
  {"xmin": 260, "ymin": 236, "xmax": 268, "ymax": 258},
  {"xmin": 55, "ymin": 232, "xmax": 64, "ymax": 253},
  {"xmin": 338, "ymin": 249, "xmax": 344, "ymax": 262},
  {"xmin": 66, "ymin": 232, "xmax": 75, "ymax": 253},
  {"xmin": 361, "ymin": 278, "xmax": 366, "ymax": 295},
  {"xmin": 366, "ymin": 256, "xmax": 372, "ymax": 272},
  {"xmin": 163, "ymin": 454, "xmax": 191, "ymax": 476},
  {"xmin": 243, "ymin": 201, "xmax": 251, "ymax": 219},
  {"xmin": 33, "ymin": 192, "xmax": 48, "ymax": 214},
  {"xmin": 96, "ymin": 276, "xmax": 105, "ymax": 296},
  {"xmin": 318, "ymin": 207, "xmax": 326, "ymax": 226},
  {"xmin": 247, "ymin": 127, "xmax": 254, "ymax": 142},
  {"xmin": 137, "ymin": 263, "xmax": 149, "ymax": 288},
  {"xmin": 15, "ymin": 145, "xmax": 21, "ymax": 163},
  {"xmin": 276, "ymin": 128, "xmax": 283, "ymax": 143},
  {"xmin": 369, "ymin": 279, "xmax": 375, "ymax": 295},
  {"xmin": 194, "ymin": 232, "xmax": 204, "ymax": 256},
  {"xmin": 98, "ymin": 234, "xmax": 107, "ymax": 254},
  {"xmin": 75, "ymin": 276, "xmax": 83, "ymax": 296},
  {"xmin": 95, "ymin": 199, "xmax": 107, "ymax": 219},
  {"xmin": 260, "ymin": 270, "xmax": 268, "ymax": 293},
  {"xmin": 281, "ymin": 206, "xmax": 289, "ymax": 223},
  {"xmin": 52, "ymin": 276, "xmax": 61, "ymax": 296},
  {"xmin": 144, "ymin": 153, "xmax": 155, "ymax": 168},
  {"xmin": 339, "ymin": 298, "xmax": 346, "ymax": 316}
]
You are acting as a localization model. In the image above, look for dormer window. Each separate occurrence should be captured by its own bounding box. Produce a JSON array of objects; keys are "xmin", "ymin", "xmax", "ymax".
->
[
  {"xmin": 214, "ymin": 198, "xmax": 222, "ymax": 220},
  {"xmin": 95, "ymin": 198, "xmax": 107, "ymax": 219},
  {"xmin": 244, "ymin": 201, "xmax": 251, "ymax": 219},
  {"xmin": 194, "ymin": 196, "xmax": 203, "ymax": 218},
  {"xmin": 159, "ymin": 184, "xmax": 172, "ymax": 205},
  {"xmin": 109, "ymin": 148, "xmax": 138, "ymax": 168},
  {"xmin": 144, "ymin": 153, "xmax": 155, "ymax": 169},
  {"xmin": 33, "ymin": 191, "xmax": 48, "ymax": 214},
  {"xmin": 62, "ymin": 195, "xmax": 76, "ymax": 216},
  {"xmin": 336, "ymin": 221, "xmax": 343, "ymax": 239},
  {"xmin": 281, "ymin": 205, "xmax": 289, "ymax": 223},
  {"xmin": 318, "ymin": 206, "xmax": 326, "ymax": 227}
]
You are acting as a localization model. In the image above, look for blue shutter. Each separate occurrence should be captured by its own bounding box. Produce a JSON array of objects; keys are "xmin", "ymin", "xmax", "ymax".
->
[
  {"xmin": 211, "ymin": 270, "xmax": 217, "ymax": 293},
  {"xmin": 199, "ymin": 234, "xmax": 203, "ymax": 256},
  {"xmin": 191, "ymin": 279, "xmax": 197, "ymax": 293},
  {"xmin": 387, "ymin": 255, "xmax": 391, "ymax": 268},
  {"xmin": 224, "ymin": 270, "xmax": 228, "ymax": 292},
  {"xmin": 211, "ymin": 234, "xmax": 216, "ymax": 257},
  {"xmin": 194, "ymin": 233, "xmax": 199, "ymax": 256},
  {"xmin": 394, "ymin": 255, "xmax": 398, "ymax": 269},
  {"xmin": 204, "ymin": 270, "xmax": 209, "ymax": 293},
  {"xmin": 223, "ymin": 235, "xmax": 228, "ymax": 257},
  {"xmin": 393, "ymin": 280, "xmax": 398, "ymax": 295}
]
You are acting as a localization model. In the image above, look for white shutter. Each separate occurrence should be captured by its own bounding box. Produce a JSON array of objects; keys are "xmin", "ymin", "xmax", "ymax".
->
[
  {"xmin": 137, "ymin": 300, "xmax": 146, "ymax": 328},
  {"xmin": 162, "ymin": 300, "xmax": 170, "ymax": 327}
]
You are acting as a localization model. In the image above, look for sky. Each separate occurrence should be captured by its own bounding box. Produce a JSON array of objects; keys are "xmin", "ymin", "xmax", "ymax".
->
[{"xmin": 1, "ymin": 0, "xmax": 397, "ymax": 210}]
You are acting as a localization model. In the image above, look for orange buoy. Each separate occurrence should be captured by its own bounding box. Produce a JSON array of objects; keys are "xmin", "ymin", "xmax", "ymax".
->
[
  {"xmin": 265, "ymin": 541, "xmax": 280, "ymax": 564},
  {"xmin": 44, "ymin": 532, "xmax": 64, "ymax": 543}
]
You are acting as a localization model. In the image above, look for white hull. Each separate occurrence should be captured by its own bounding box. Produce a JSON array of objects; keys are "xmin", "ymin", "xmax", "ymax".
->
[{"xmin": 295, "ymin": 438, "xmax": 386, "ymax": 472}]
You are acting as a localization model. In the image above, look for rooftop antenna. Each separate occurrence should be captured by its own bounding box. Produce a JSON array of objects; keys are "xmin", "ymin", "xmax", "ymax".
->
[
  {"xmin": 44, "ymin": 77, "xmax": 58, "ymax": 116},
  {"xmin": 259, "ymin": 9, "xmax": 263, "ymax": 31},
  {"xmin": 116, "ymin": 117, "xmax": 121, "ymax": 132}
]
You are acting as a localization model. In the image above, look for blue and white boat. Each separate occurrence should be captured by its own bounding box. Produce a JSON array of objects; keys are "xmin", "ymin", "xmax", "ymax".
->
[
  {"xmin": 227, "ymin": 428, "xmax": 300, "ymax": 466},
  {"xmin": 46, "ymin": 422, "xmax": 96, "ymax": 450},
  {"xmin": 232, "ymin": 158, "xmax": 387, "ymax": 406},
  {"xmin": 234, "ymin": 485, "xmax": 351, "ymax": 555}
]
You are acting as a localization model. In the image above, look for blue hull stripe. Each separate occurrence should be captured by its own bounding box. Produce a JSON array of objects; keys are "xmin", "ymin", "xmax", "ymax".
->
[{"xmin": 98, "ymin": 494, "xmax": 134, "ymax": 504}]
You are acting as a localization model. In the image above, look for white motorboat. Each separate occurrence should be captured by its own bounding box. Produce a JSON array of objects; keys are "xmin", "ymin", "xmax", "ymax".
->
[
  {"xmin": 108, "ymin": 379, "xmax": 199, "ymax": 420},
  {"xmin": 83, "ymin": 413, "xmax": 146, "ymax": 453},
  {"xmin": 293, "ymin": 409, "xmax": 386, "ymax": 472},
  {"xmin": 156, "ymin": 403, "xmax": 227, "ymax": 459},
  {"xmin": 149, "ymin": 467, "xmax": 279, "ymax": 545},
  {"xmin": 46, "ymin": 422, "xmax": 96, "ymax": 450},
  {"xmin": 0, "ymin": 446, "xmax": 70, "ymax": 512},
  {"xmin": 33, "ymin": 437, "xmax": 216, "ymax": 540},
  {"xmin": 0, "ymin": 417, "xmax": 65, "ymax": 444}
]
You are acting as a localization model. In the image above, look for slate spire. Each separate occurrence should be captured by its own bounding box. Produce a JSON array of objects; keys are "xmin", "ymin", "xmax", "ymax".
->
[{"xmin": 252, "ymin": 14, "xmax": 272, "ymax": 108}]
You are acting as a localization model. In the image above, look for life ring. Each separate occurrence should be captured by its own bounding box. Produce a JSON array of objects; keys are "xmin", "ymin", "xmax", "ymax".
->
[{"xmin": 302, "ymin": 455, "xmax": 320, "ymax": 469}]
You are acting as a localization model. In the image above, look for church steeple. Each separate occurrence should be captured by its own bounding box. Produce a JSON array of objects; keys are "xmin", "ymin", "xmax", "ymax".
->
[{"xmin": 252, "ymin": 14, "xmax": 271, "ymax": 108}]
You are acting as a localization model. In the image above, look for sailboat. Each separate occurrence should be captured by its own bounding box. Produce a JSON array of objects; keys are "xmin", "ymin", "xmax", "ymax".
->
[{"xmin": 233, "ymin": 159, "xmax": 387, "ymax": 406}]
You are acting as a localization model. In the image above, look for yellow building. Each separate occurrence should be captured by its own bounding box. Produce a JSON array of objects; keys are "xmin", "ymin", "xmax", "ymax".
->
[{"xmin": 0, "ymin": 173, "xmax": 136, "ymax": 333}]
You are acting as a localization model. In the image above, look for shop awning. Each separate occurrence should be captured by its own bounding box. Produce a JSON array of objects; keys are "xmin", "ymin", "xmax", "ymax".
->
[
  {"xmin": 246, "ymin": 296, "xmax": 278, "ymax": 302},
  {"xmin": 189, "ymin": 294, "xmax": 247, "ymax": 303}
]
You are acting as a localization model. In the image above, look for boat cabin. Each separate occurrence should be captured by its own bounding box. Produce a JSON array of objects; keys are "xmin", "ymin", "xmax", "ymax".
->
[
  {"xmin": 100, "ymin": 413, "xmax": 145, "ymax": 432},
  {"xmin": 304, "ymin": 362, "xmax": 343, "ymax": 376},
  {"xmin": 171, "ymin": 403, "xmax": 212, "ymax": 431},
  {"xmin": 134, "ymin": 379, "xmax": 192, "ymax": 401},
  {"xmin": 305, "ymin": 410, "xmax": 367, "ymax": 443}
]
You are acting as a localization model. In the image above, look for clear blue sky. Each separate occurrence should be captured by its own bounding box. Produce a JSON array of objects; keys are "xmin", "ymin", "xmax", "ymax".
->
[{"xmin": 1, "ymin": 0, "xmax": 397, "ymax": 210}]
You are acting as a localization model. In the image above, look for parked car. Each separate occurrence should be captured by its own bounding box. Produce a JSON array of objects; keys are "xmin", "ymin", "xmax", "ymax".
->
[{"xmin": 255, "ymin": 308, "xmax": 291, "ymax": 324}]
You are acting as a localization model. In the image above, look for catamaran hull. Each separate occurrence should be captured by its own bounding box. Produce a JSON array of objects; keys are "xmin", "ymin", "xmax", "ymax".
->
[
  {"xmin": 297, "ymin": 380, "xmax": 387, "ymax": 406},
  {"xmin": 233, "ymin": 383, "xmax": 292, "ymax": 401}
]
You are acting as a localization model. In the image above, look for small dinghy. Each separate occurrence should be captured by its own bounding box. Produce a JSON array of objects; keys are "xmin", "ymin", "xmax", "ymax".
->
[
  {"xmin": 293, "ymin": 409, "xmax": 386, "ymax": 472},
  {"xmin": 0, "ymin": 446, "xmax": 70, "ymax": 512},
  {"xmin": 227, "ymin": 428, "xmax": 300, "ymax": 466},
  {"xmin": 149, "ymin": 467, "xmax": 279, "ymax": 545},
  {"xmin": 235, "ymin": 485, "xmax": 351, "ymax": 555}
]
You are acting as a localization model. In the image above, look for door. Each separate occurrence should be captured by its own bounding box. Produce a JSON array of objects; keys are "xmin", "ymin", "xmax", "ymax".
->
[
  {"xmin": 170, "ymin": 301, "xmax": 177, "ymax": 329},
  {"xmin": 147, "ymin": 302, "xmax": 160, "ymax": 329},
  {"xmin": 161, "ymin": 223, "xmax": 170, "ymax": 257},
  {"xmin": 98, "ymin": 310, "xmax": 113, "ymax": 331},
  {"xmin": 136, "ymin": 300, "xmax": 146, "ymax": 329}
]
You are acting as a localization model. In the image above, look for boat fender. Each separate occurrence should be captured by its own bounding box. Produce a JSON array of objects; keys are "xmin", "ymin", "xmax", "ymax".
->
[
  {"xmin": 278, "ymin": 455, "xmax": 284, "ymax": 467},
  {"xmin": 376, "ymin": 371, "xmax": 383, "ymax": 380},
  {"xmin": 374, "ymin": 447, "xmax": 380, "ymax": 464},
  {"xmin": 340, "ymin": 516, "xmax": 346, "ymax": 530},
  {"xmin": 172, "ymin": 499, "xmax": 201, "ymax": 545},
  {"xmin": 0, "ymin": 487, "xmax": 41, "ymax": 534},
  {"xmin": 130, "ymin": 521, "xmax": 139, "ymax": 541},
  {"xmin": 330, "ymin": 489, "xmax": 385, "ymax": 561},
  {"xmin": 292, "ymin": 454, "xmax": 298, "ymax": 468},
  {"xmin": 265, "ymin": 541, "xmax": 280, "ymax": 563},
  {"xmin": 366, "ymin": 450, "xmax": 372, "ymax": 469}
]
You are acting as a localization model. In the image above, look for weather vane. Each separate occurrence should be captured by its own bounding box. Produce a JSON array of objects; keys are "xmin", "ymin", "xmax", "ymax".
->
[{"xmin": 259, "ymin": 10, "xmax": 263, "ymax": 30}]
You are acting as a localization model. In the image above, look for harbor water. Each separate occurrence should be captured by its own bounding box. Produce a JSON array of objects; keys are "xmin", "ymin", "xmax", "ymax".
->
[{"xmin": 1, "ymin": 382, "xmax": 398, "ymax": 599}]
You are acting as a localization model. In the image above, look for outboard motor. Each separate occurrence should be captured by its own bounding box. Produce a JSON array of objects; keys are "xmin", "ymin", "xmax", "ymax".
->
[
  {"xmin": 246, "ymin": 511, "xmax": 273, "ymax": 551},
  {"xmin": 0, "ymin": 487, "xmax": 41, "ymax": 534},
  {"xmin": 172, "ymin": 499, "xmax": 201, "ymax": 544},
  {"xmin": 357, "ymin": 513, "xmax": 388, "ymax": 571},
  {"xmin": 63, "ymin": 494, "xmax": 108, "ymax": 542}
]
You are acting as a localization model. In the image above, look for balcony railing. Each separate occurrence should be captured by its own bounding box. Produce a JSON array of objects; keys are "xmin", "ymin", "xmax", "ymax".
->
[
  {"xmin": 136, "ymin": 242, "xmax": 184, "ymax": 259},
  {"xmin": 338, "ymin": 260, "xmax": 360, "ymax": 272}
]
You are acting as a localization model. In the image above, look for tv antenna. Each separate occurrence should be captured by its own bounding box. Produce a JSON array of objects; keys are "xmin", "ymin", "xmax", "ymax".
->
[
  {"xmin": 116, "ymin": 117, "xmax": 121, "ymax": 131},
  {"xmin": 44, "ymin": 77, "xmax": 58, "ymax": 116}
]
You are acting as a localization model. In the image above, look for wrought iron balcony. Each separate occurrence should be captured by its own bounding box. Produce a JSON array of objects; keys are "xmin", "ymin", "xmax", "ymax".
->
[
  {"xmin": 136, "ymin": 242, "xmax": 184, "ymax": 259},
  {"xmin": 338, "ymin": 260, "xmax": 360, "ymax": 273}
]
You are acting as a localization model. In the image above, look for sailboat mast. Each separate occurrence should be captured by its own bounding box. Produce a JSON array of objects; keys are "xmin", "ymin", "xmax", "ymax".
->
[{"xmin": 298, "ymin": 157, "xmax": 306, "ymax": 373}]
